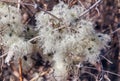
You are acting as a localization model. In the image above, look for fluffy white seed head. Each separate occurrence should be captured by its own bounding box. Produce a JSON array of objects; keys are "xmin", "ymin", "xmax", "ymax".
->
[
  {"xmin": 53, "ymin": 52, "xmax": 68, "ymax": 79},
  {"xmin": 5, "ymin": 39, "xmax": 33, "ymax": 65},
  {"xmin": 35, "ymin": 1, "xmax": 111, "ymax": 80},
  {"xmin": 0, "ymin": 2, "xmax": 23, "ymax": 35}
]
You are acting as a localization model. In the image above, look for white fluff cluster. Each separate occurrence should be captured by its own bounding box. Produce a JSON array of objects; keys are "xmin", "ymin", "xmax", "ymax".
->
[
  {"xmin": 36, "ymin": 1, "xmax": 111, "ymax": 79},
  {"xmin": 0, "ymin": 2, "xmax": 23, "ymax": 35},
  {"xmin": 5, "ymin": 38, "xmax": 33, "ymax": 65},
  {"xmin": 0, "ymin": 2, "xmax": 33, "ymax": 65},
  {"xmin": 0, "ymin": 1, "xmax": 111, "ymax": 80}
]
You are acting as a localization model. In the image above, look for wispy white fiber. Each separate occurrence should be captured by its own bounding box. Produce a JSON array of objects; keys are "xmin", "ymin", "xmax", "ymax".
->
[{"xmin": 36, "ymin": 2, "xmax": 111, "ymax": 80}]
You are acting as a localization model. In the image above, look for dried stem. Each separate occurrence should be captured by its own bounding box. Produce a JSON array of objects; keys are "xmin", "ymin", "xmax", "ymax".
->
[
  {"xmin": 100, "ymin": 55, "xmax": 113, "ymax": 64},
  {"xmin": 83, "ymin": 71, "xmax": 97, "ymax": 79},
  {"xmin": 19, "ymin": 58, "xmax": 23, "ymax": 81},
  {"xmin": 28, "ymin": 35, "xmax": 41, "ymax": 42},
  {"xmin": 99, "ymin": 57, "xmax": 104, "ymax": 81},
  {"xmin": 79, "ymin": 0, "xmax": 102, "ymax": 18},
  {"xmin": 77, "ymin": 0, "xmax": 86, "ymax": 9},
  {"xmin": 84, "ymin": 66, "xmax": 120, "ymax": 77},
  {"xmin": 111, "ymin": 28, "xmax": 120, "ymax": 34},
  {"xmin": 11, "ymin": 64, "xmax": 28, "ymax": 81},
  {"xmin": 104, "ymin": 74, "xmax": 111, "ymax": 81},
  {"xmin": 30, "ymin": 68, "xmax": 52, "ymax": 81},
  {"xmin": 17, "ymin": 0, "xmax": 21, "ymax": 11},
  {"xmin": 0, "ymin": 53, "xmax": 7, "ymax": 58}
]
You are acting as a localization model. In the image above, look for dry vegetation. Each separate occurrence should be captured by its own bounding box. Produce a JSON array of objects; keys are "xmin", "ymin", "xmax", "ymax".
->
[{"xmin": 0, "ymin": 0, "xmax": 120, "ymax": 81}]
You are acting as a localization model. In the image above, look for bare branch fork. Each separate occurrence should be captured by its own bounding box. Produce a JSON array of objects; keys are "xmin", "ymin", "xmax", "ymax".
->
[{"xmin": 79, "ymin": 0, "xmax": 102, "ymax": 18}]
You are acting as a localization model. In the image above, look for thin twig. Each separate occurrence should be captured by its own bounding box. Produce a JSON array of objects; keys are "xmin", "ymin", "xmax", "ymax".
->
[
  {"xmin": 111, "ymin": 28, "xmax": 120, "ymax": 34},
  {"xmin": 99, "ymin": 56, "xmax": 104, "ymax": 81},
  {"xmin": 83, "ymin": 71, "xmax": 97, "ymax": 79},
  {"xmin": 77, "ymin": 0, "xmax": 86, "ymax": 9},
  {"xmin": 104, "ymin": 74, "xmax": 111, "ymax": 81},
  {"xmin": 0, "ymin": 53, "xmax": 7, "ymax": 58},
  {"xmin": 84, "ymin": 66, "xmax": 120, "ymax": 77},
  {"xmin": 79, "ymin": 0, "xmax": 102, "ymax": 18},
  {"xmin": 19, "ymin": 58, "xmax": 23, "ymax": 81},
  {"xmin": 17, "ymin": 0, "xmax": 21, "ymax": 11},
  {"xmin": 30, "ymin": 68, "xmax": 52, "ymax": 81},
  {"xmin": 95, "ymin": 6, "xmax": 100, "ymax": 16},
  {"xmin": 100, "ymin": 55, "xmax": 113, "ymax": 64},
  {"xmin": 69, "ymin": 0, "xmax": 77, "ymax": 7},
  {"xmin": 28, "ymin": 35, "xmax": 40, "ymax": 42},
  {"xmin": 11, "ymin": 64, "xmax": 28, "ymax": 81},
  {"xmin": 53, "ymin": 26, "xmax": 66, "ymax": 31}
]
